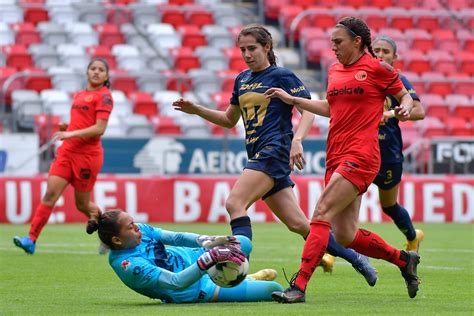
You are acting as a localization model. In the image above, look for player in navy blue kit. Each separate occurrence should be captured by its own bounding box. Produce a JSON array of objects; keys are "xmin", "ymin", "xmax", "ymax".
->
[
  {"xmin": 173, "ymin": 24, "xmax": 376, "ymax": 285},
  {"xmin": 373, "ymin": 36, "xmax": 426, "ymax": 252},
  {"xmin": 94, "ymin": 210, "xmax": 283, "ymax": 303}
]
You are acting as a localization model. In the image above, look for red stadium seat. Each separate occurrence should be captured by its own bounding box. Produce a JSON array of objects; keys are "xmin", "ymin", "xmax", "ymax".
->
[
  {"xmin": 188, "ymin": 9, "xmax": 214, "ymax": 29},
  {"xmin": 432, "ymin": 29, "xmax": 459, "ymax": 53},
  {"xmin": 106, "ymin": 6, "xmax": 133, "ymax": 25},
  {"xmin": 24, "ymin": 71, "xmax": 52, "ymax": 93},
  {"xmin": 217, "ymin": 70, "xmax": 238, "ymax": 92},
  {"xmin": 95, "ymin": 24, "xmax": 125, "ymax": 47},
  {"xmin": 426, "ymin": 50, "xmax": 457, "ymax": 76},
  {"xmin": 309, "ymin": 10, "xmax": 337, "ymax": 31},
  {"xmin": 300, "ymin": 27, "xmax": 330, "ymax": 64},
  {"xmin": 420, "ymin": 117, "xmax": 448, "ymax": 138},
  {"xmin": 422, "ymin": 72, "xmax": 453, "ymax": 97},
  {"xmin": 86, "ymin": 45, "xmax": 117, "ymax": 69},
  {"xmin": 177, "ymin": 25, "xmax": 207, "ymax": 50},
  {"xmin": 278, "ymin": 5, "xmax": 306, "ymax": 41},
  {"xmin": 263, "ymin": 0, "xmax": 290, "ymax": 21},
  {"xmin": 402, "ymin": 71, "xmax": 425, "ymax": 94},
  {"xmin": 423, "ymin": 94, "xmax": 450, "ymax": 122},
  {"xmin": 371, "ymin": 0, "xmax": 392, "ymax": 9},
  {"xmin": 129, "ymin": 92, "xmax": 158, "ymax": 118},
  {"xmin": 414, "ymin": 11, "xmax": 441, "ymax": 32},
  {"xmin": 0, "ymin": 67, "xmax": 20, "ymax": 108},
  {"xmin": 168, "ymin": 0, "xmax": 194, "ymax": 4},
  {"xmin": 34, "ymin": 114, "xmax": 60, "ymax": 145},
  {"xmin": 224, "ymin": 48, "xmax": 248, "ymax": 72},
  {"xmin": 458, "ymin": 52, "xmax": 474, "ymax": 76},
  {"xmin": 405, "ymin": 29, "xmax": 434, "ymax": 53},
  {"xmin": 151, "ymin": 115, "xmax": 182, "ymax": 134},
  {"xmin": 396, "ymin": 0, "xmax": 420, "ymax": 9},
  {"xmin": 444, "ymin": 0, "xmax": 470, "ymax": 10},
  {"xmin": 211, "ymin": 91, "xmax": 232, "ymax": 110},
  {"xmin": 162, "ymin": 69, "xmax": 192, "ymax": 93},
  {"xmin": 344, "ymin": 0, "xmax": 367, "ymax": 8},
  {"xmin": 110, "ymin": 71, "xmax": 138, "ymax": 96},
  {"xmin": 170, "ymin": 47, "xmax": 200, "ymax": 73},
  {"xmin": 457, "ymin": 30, "xmax": 474, "ymax": 52},
  {"xmin": 23, "ymin": 7, "xmax": 49, "ymax": 26},
  {"xmin": 451, "ymin": 73, "xmax": 473, "ymax": 97},
  {"xmin": 449, "ymin": 95, "xmax": 474, "ymax": 118},
  {"xmin": 386, "ymin": 8, "xmax": 414, "ymax": 31},
  {"xmin": 362, "ymin": 9, "xmax": 389, "ymax": 31},
  {"xmin": 403, "ymin": 50, "xmax": 430, "ymax": 75},
  {"xmin": 3, "ymin": 45, "xmax": 34, "ymax": 70},
  {"xmin": 159, "ymin": 5, "xmax": 186, "ymax": 29},
  {"xmin": 11, "ymin": 23, "xmax": 42, "ymax": 47},
  {"xmin": 446, "ymin": 117, "xmax": 472, "ymax": 136}
]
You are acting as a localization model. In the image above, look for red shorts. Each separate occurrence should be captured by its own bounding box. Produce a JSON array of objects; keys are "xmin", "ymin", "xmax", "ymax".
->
[
  {"xmin": 49, "ymin": 149, "xmax": 103, "ymax": 192},
  {"xmin": 325, "ymin": 160, "xmax": 378, "ymax": 195}
]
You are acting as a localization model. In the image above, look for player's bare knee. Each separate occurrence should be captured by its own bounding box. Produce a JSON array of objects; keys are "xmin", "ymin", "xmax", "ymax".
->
[
  {"xmin": 225, "ymin": 196, "xmax": 244, "ymax": 216},
  {"xmin": 75, "ymin": 200, "xmax": 89, "ymax": 213},
  {"xmin": 42, "ymin": 190, "xmax": 59, "ymax": 205},
  {"xmin": 333, "ymin": 232, "xmax": 352, "ymax": 247},
  {"xmin": 287, "ymin": 219, "xmax": 309, "ymax": 236}
]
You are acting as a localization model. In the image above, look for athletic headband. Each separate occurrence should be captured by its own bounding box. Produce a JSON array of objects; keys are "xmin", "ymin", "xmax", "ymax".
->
[
  {"xmin": 335, "ymin": 23, "xmax": 358, "ymax": 38},
  {"xmin": 374, "ymin": 35, "xmax": 398, "ymax": 54}
]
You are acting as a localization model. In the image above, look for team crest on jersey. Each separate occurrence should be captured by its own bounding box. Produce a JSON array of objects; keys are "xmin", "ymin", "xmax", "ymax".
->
[
  {"xmin": 121, "ymin": 260, "xmax": 131, "ymax": 271},
  {"xmin": 84, "ymin": 95, "xmax": 94, "ymax": 102},
  {"xmin": 355, "ymin": 71, "xmax": 367, "ymax": 81}
]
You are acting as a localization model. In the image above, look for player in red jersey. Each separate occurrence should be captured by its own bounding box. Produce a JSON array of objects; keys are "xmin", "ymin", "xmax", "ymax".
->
[
  {"xmin": 13, "ymin": 58, "xmax": 114, "ymax": 255},
  {"xmin": 266, "ymin": 17, "xmax": 421, "ymax": 302}
]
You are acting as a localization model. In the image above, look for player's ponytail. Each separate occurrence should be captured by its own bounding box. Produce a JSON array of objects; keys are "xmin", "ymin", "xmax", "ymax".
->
[
  {"xmin": 97, "ymin": 210, "xmax": 122, "ymax": 249},
  {"xmin": 238, "ymin": 24, "xmax": 277, "ymax": 66},
  {"xmin": 337, "ymin": 17, "xmax": 376, "ymax": 57},
  {"xmin": 87, "ymin": 57, "xmax": 112, "ymax": 89}
]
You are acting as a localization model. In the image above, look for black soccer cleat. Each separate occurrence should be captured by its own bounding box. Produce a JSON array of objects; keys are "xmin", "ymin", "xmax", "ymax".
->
[
  {"xmin": 272, "ymin": 270, "xmax": 306, "ymax": 304},
  {"xmin": 272, "ymin": 285, "xmax": 306, "ymax": 304},
  {"xmin": 400, "ymin": 250, "xmax": 421, "ymax": 298}
]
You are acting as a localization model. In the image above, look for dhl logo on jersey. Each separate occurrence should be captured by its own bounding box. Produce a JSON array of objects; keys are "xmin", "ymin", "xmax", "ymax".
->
[
  {"xmin": 240, "ymin": 82, "xmax": 266, "ymax": 90},
  {"xmin": 290, "ymin": 85, "xmax": 306, "ymax": 94}
]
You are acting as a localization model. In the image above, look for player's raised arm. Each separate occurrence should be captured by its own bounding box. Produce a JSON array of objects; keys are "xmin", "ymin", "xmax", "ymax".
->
[
  {"xmin": 264, "ymin": 88, "xmax": 330, "ymax": 118},
  {"xmin": 173, "ymin": 97, "xmax": 241, "ymax": 128}
]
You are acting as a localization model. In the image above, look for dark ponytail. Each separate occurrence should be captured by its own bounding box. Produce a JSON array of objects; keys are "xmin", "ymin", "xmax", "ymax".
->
[
  {"xmin": 87, "ymin": 57, "xmax": 111, "ymax": 89},
  {"xmin": 97, "ymin": 210, "xmax": 122, "ymax": 249},
  {"xmin": 238, "ymin": 24, "xmax": 277, "ymax": 66},
  {"xmin": 337, "ymin": 17, "xmax": 375, "ymax": 57}
]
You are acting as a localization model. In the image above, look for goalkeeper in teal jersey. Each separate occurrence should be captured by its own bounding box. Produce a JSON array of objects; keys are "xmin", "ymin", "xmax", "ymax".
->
[{"xmin": 93, "ymin": 210, "xmax": 283, "ymax": 303}]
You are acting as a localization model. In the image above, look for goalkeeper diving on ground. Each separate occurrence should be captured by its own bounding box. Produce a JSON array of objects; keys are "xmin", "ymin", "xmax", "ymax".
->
[{"xmin": 92, "ymin": 209, "xmax": 283, "ymax": 303}]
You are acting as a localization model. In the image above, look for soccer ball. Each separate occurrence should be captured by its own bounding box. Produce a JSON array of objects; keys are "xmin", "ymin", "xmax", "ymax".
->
[{"xmin": 207, "ymin": 258, "xmax": 249, "ymax": 288}]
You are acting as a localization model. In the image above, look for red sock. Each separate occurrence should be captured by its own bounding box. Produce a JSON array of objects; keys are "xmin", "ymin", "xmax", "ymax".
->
[
  {"xmin": 29, "ymin": 203, "xmax": 54, "ymax": 242},
  {"xmin": 294, "ymin": 220, "xmax": 331, "ymax": 291},
  {"xmin": 348, "ymin": 229, "xmax": 407, "ymax": 268}
]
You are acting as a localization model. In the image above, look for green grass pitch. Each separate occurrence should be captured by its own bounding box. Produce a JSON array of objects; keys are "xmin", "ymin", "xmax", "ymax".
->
[{"xmin": 1, "ymin": 223, "xmax": 472, "ymax": 315}]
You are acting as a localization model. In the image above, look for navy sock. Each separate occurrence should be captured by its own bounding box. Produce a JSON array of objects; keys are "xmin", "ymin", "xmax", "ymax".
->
[
  {"xmin": 230, "ymin": 216, "xmax": 252, "ymax": 240},
  {"xmin": 383, "ymin": 203, "xmax": 416, "ymax": 241},
  {"xmin": 326, "ymin": 232, "xmax": 358, "ymax": 264}
]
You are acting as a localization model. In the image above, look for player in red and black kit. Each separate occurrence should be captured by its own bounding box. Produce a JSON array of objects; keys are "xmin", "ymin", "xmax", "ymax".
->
[
  {"xmin": 266, "ymin": 17, "xmax": 421, "ymax": 302},
  {"xmin": 13, "ymin": 58, "xmax": 114, "ymax": 255}
]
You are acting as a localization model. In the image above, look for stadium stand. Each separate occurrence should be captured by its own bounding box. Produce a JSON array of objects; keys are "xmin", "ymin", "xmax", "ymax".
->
[{"xmin": 0, "ymin": 0, "xmax": 472, "ymax": 142}]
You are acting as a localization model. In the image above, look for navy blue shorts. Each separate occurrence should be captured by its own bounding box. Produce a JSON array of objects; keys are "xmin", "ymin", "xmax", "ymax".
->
[
  {"xmin": 373, "ymin": 162, "xmax": 403, "ymax": 190},
  {"xmin": 245, "ymin": 145, "xmax": 294, "ymax": 200}
]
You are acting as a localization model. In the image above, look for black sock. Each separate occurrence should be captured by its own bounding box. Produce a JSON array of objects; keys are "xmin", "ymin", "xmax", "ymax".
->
[{"xmin": 230, "ymin": 216, "xmax": 252, "ymax": 240}]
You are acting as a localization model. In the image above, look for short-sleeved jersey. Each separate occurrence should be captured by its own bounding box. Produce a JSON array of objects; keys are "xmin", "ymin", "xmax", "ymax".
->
[
  {"xmin": 378, "ymin": 73, "xmax": 420, "ymax": 164},
  {"xmin": 108, "ymin": 224, "xmax": 215, "ymax": 303},
  {"xmin": 325, "ymin": 53, "xmax": 404, "ymax": 171},
  {"xmin": 230, "ymin": 66, "xmax": 311, "ymax": 159},
  {"xmin": 59, "ymin": 86, "xmax": 113, "ymax": 155}
]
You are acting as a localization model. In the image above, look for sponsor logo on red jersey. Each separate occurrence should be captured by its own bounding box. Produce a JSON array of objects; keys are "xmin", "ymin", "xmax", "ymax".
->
[{"xmin": 328, "ymin": 86, "xmax": 364, "ymax": 96}]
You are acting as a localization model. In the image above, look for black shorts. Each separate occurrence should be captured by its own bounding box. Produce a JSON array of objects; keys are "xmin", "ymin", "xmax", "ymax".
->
[
  {"xmin": 373, "ymin": 162, "xmax": 403, "ymax": 190},
  {"xmin": 245, "ymin": 145, "xmax": 294, "ymax": 200}
]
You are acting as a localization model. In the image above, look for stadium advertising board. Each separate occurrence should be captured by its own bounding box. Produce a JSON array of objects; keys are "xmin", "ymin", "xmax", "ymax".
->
[
  {"xmin": 1, "ymin": 175, "xmax": 472, "ymax": 224},
  {"xmin": 431, "ymin": 139, "xmax": 474, "ymax": 174},
  {"xmin": 101, "ymin": 137, "xmax": 327, "ymax": 175},
  {"xmin": 0, "ymin": 134, "xmax": 39, "ymax": 175}
]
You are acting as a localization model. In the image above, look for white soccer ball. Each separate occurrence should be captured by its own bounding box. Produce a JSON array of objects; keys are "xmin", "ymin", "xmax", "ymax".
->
[{"xmin": 207, "ymin": 258, "xmax": 249, "ymax": 288}]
